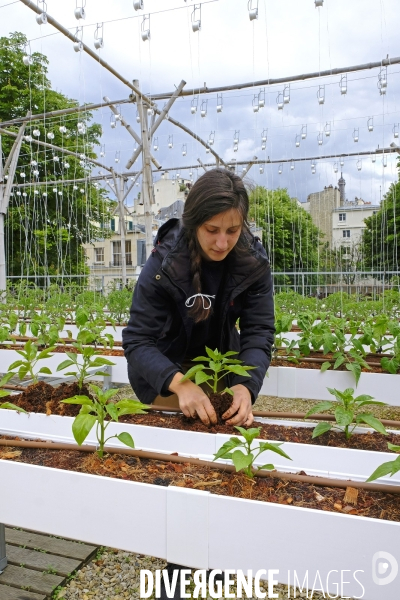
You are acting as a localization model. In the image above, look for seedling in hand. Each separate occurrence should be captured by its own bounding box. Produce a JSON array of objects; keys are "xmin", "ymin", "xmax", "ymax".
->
[
  {"xmin": 62, "ymin": 384, "xmax": 150, "ymax": 458},
  {"xmin": 305, "ymin": 387, "xmax": 388, "ymax": 440},
  {"xmin": 214, "ymin": 426, "xmax": 291, "ymax": 478},
  {"xmin": 180, "ymin": 347, "xmax": 256, "ymax": 395}
]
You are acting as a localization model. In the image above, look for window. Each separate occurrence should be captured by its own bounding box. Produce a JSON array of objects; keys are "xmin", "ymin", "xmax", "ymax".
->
[
  {"xmin": 111, "ymin": 218, "xmax": 116, "ymax": 232},
  {"xmin": 112, "ymin": 241, "xmax": 122, "ymax": 266},
  {"xmin": 137, "ymin": 239, "xmax": 146, "ymax": 266},
  {"xmin": 339, "ymin": 213, "xmax": 346, "ymax": 222},
  {"xmin": 128, "ymin": 221, "xmax": 133, "ymax": 231},
  {"xmin": 342, "ymin": 230, "xmax": 350, "ymax": 238},
  {"xmin": 125, "ymin": 240, "xmax": 132, "ymax": 265},
  {"xmin": 94, "ymin": 247, "xmax": 104, "ymax": 263}
]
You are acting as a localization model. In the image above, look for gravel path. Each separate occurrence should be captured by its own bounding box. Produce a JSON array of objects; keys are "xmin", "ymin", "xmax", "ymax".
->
[{"xmin": 54, "ymin": 548, "xmax": 332, "ymax": 599}]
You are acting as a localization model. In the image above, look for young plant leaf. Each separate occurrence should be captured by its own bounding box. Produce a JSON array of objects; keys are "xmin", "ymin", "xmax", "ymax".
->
[
  {"xmin": 231, "ymin": 450, "xmax": 253, "ymax": 473},
  {"xmin": 72, "ymin": 413, "xmax": 97, "ymax": 445},
  {"xmin": 304, "ymin": 401, "xmax": 334, "ymax": 418},
  {"xmin": 117, "ymin": 432, "xmax": 135, "ymax": 449},
  {"xmin": 312, "ymin": 421, "xmax": 333, "ymax": 438},
  {"xmin": 0, "ymin": 402, "xmax": 27, "ymax": 412},
  {"xmin": 320, "ymin": 361, "xmax": 331, "ymax": 372},
  {"xmin": 367, "ymin": 456, "xmax": 400, "ymax": 482},
  {"xmin": 356, "ymin": 414, "xmax": 387, "ymax": 436}
]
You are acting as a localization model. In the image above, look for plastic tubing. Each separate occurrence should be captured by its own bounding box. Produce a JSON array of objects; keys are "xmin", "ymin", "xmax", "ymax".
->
[{"xmin": 0, "ymin": 438, "xmax": 399, "ymax": 495}]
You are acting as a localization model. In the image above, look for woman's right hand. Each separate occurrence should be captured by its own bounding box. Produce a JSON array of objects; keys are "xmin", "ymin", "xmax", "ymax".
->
[{"xmin": 168, "ymin": 373, "xmax": 217, "ymax": 426}]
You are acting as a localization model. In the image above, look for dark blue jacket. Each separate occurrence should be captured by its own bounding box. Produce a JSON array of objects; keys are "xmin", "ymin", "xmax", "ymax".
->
[{"xmin": 122, "ymin": 219, "xmax": 275, "ymax": 404}]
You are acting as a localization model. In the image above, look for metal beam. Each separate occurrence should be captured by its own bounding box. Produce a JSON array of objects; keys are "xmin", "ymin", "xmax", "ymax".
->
[
  {"xmin": 240, "ymin": 157, "xmax": 258, "ymax": 179},
  {"xmin": 148, "ymin": 56, "xmax": 400, "ymax": 100},
  {"xmin": 0, "ymin": 127, "xmax": 113, "ymax": 173},
  {"xmin": 125, "ymin": 80, "xmax": 187, "ymax": 170},
  {"xmin": 0, "ymin": 97, "xmax": 134, "ymax": 129}
]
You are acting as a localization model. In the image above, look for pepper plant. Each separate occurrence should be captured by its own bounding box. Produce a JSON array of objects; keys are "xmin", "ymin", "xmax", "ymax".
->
[
  {"xmin": 367, "ymin": 443, "xmax": 400, "ymax": 482},
  {"xmin": 304, "ymin": 387, "xmax": 388, "ymax": 439},
  {"xmin": 213, "ymin": 426, "xmax": 291, "ymax": 478},
  {"xmin": 62, "ymin": 384, "xmax": 149, "ymax": 458},
  {"xmin": 179, "ymin": 347, "xmax": 256, "ymax": 395},
  {"xmin": 56, "ymin": 346, "xmax": 115, "ymax": 391},
  {"xmin": 7, "ymin": 340, "xmax": 54, "ymax": 383}
]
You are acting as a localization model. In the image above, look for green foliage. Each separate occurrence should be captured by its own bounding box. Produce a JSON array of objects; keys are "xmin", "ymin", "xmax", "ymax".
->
[
  {"xmin": 106, "ymin": 288, "xmax": 133, "ymax": 324},
  {"xmin": 248, "ymin": 186, "xmax": 325, "ymax": 272},
  {"xmin": 367, "ymin": 443, "xmax": 400, "ymax": 482},
  {"xmin": 362, "ymin": 174, "xmax": 400, "ymax": 271},
  {"xmin": 8, "ymin": 339, "xmax": 54, "ymax": 384},
  {"xmin": 214, "ymin": 426, "xmax": 291, "ymax": 478},
  {"xmin": 180, "ymin": 347, "xmax": 256, "ymax": 394},
  {"xmin": 0, "ymin": 32, "xmax": 113, "ymax": 278},
  {"xmin": 62, "ymin": 384, "xmax": 149, "ymax": 457},
  {"xmin": 305, "ymin": 387, "xmax": 388, "ymax": 440}
]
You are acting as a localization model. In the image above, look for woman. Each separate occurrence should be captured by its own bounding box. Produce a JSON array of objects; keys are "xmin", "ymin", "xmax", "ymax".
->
[{"xmin": 122, "ymin": 168, "xmax": 275, "ymax": 428}]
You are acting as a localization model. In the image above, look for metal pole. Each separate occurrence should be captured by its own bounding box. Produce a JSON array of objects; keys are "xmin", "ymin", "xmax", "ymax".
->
[
  {"xmin": 135, "ymin": 80, "xmax": 155, "ymax": 262},
  {"xmin": 0, "ymin": 121, "xmax": 27, "ymax": 296},
  {"xmin": 0, "ymin": 523, "xmax": 7, "ymax": 571},
  {"xmin": 118, "ymin": 176, "xmax": 127, "ymax": 287}
]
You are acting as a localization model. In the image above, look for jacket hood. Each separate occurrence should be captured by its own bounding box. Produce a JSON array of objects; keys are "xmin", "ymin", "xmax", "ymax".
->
[{"xmin": 153, "ymin": 218, "xmax": 269, "ymax": 301}]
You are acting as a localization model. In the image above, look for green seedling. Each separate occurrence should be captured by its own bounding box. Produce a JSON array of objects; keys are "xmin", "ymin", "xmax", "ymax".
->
[
  {"xmin": 180, "ymin": 346, "xmax": 256, "ymax": 395},
  {"xmin": 56, "ymin": 346, "xmax": 115, "ymax": 391},
  {"xmin": 305, "ymin": 387, "xmax": 388, "ymax": 440},
  {"xmin": 213, "ymin": 426, "xmax": 291, "ymax": 479},
  {"xmin": 7, "ymin": 339, "xmax": 54, "ymax": 384},
  {"xmin": 367, "ymin": 443, "xmax": 400, "ymax": 482},
  {"xmin": 62, "ymin": 384, "xmax": 150, "ymax": 458}
]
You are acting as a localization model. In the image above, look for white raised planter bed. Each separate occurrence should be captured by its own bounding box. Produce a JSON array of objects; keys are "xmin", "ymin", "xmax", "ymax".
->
[
  {"xmin": 1, "ymin": 410, "xmax": 399, "ymax": 486},
  {"xmin": 260, "ymin": 365, "xmax": 400, "ymax": 406},
  {"xmin": 0, "ymin": 457, "xmax": 399, "ymax": 600}
]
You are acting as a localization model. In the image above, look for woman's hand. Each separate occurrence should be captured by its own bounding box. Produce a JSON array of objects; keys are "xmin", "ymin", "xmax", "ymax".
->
[
  {"xmin": 168, "ymin": 373, "xmax": 218, "ymax": 426},
  {"xmin": 222, "ymin": 384, "xmax": 254, "ymax": 427}
]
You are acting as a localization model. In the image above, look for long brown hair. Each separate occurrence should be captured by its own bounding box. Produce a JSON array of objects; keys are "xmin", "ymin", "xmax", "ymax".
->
[{"xmin": 182, "ymin": 168, "xmax": 250, "ymax": 323}]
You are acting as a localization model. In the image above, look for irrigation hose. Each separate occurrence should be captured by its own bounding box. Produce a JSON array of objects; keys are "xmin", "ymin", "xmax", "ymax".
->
[
  {"xmin": 150, "ymin": 405, "xmax": 400, "ymax": 429},
  {"xmin": 0, "ymin": 438, "xmax": 399, "ymax": 495}
]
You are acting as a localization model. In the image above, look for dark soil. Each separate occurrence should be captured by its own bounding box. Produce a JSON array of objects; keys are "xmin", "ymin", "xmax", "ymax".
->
[
  {"xmin": 11, "ymin": 381, "xmax": 91, "ymax": 416},
  {"xmin": 208, "ymin": 392, "xmax": 235, "ymax": 423},
  {"xmin": 1, "ymin": 443, "xmax": 399, "ymax": 522},
  {"xmin": 120, "ymin": 412, "xmax": 400, "ymax": 453}
]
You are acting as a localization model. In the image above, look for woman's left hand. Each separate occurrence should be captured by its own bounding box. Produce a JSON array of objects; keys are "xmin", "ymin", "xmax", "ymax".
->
[{"xmin": 222, "ymin": 384, "xmax": 254, "ymax": 427}]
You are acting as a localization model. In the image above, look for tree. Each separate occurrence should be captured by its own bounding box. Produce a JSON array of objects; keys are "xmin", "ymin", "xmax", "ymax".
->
[
  {"xmin": 248, "ymin": 186, "xmax": 325, "ymax": 273},
  {"xmin": 0, "ymin": 32, "xmax": 112, "ymax": 279},
  {"xmin": 362, "ymin": 163, "xmax": 400, "ymax": 272}
]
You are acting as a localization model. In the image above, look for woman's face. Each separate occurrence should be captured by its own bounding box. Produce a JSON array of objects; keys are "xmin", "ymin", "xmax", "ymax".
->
[{"xmin": 196, "ymin": 208, "xmax": 242, "ymax": 261}]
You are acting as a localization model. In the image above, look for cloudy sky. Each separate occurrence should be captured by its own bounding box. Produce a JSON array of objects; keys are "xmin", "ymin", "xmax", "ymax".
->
[{"xmin": 1, "ymin": 0, "xmax": 399, "ymax": 205}]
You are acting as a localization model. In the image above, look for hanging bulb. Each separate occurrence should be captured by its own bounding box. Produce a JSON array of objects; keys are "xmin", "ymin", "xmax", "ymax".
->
[
  {"xmin": 30, "ymin": 160, "xmax": 37, "ymax": 166},
  {"xmin": 33, "ymin": 129, "xmax": 40, "ymax": 137},
  {"xmin": 259, "ymin": 166, "xmax": 264, "ymax": 174},
  {"xmin": 59, "ymin": 126, "xmax": 67, "ymax": 134}
]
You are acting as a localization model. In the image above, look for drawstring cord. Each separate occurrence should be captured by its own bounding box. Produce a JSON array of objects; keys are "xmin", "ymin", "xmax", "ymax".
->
[{"xmin": 185, "ymin": 294, "xmax": 215, "ymax": 309}]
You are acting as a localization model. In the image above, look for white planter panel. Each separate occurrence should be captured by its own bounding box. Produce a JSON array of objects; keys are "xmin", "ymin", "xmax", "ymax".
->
[
  {"xmin": 208, "ymin": 494, "xmax": 400, "ymax": 600},
  {"xmin": 0, "ymin": 460, "xmax": 167, "ymax": 559},
  {"xmin": 260, "ymin": 366, "xmax": 400, "ymax": 406},
  {"xmin": 1, "ymin": 410, "xmax": 399, "ymax": 486},
  {"xmin": 0, "ymin": 459, "xmax": 398, "ymax": 600}
]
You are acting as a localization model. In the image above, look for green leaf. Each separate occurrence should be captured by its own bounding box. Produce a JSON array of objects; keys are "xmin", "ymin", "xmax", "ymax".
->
[
  {"xmin": 106, "ymin": 403, "xmax": 118, "ymax": 421},
  {"xmin": 335, "ymin": 405, "xmax": 354, "ymax": 427},
  {"xmin": 38, "ymin": 367, "xmax": 52, "ymax": 375},
  {"xmin": 0, "ymin": 390, "xmax": 11, "ymax": 398},
  {"xmin": 231, "ymin": 450, "xmax": 253, "ymax": 473},
  {"xmin": 115, "ymin": 399, "xmax": 150, "ymax": 417},
  {"xmin": 0, "ymin": 372, "xmax": 14, "ymax": 387},
  {"xmin": 258, "ymin": 464, "xmax": 275, "ymax": 471},
  {"xmin": 353, "ymin": 394, "xmax": 375, "ymax": 404},
  {"xmin": 56, "ymin": 359, "xmax": 75, "ymax": 372},
  {"xmin": 304, "ymin": 401, "xmax": 334, "ymax": 418},
  {"xmin": 90, "ymin": 357, "xmax": 115, "ymax": 367},
  {"xmin": 333, "ymin": 355, "xmax": 346, "ymax": 370},
  {"xmin": 0, "ymin": 402, "xmax": 27, "ymax": 412},
  {"xmin": 214, "ymin": 437, "xmax": 243, "ymax": 460},
  {"xmin": 117, "ymin": 432, "xmax": 135, "ymax": 449},
  {"xmin": 205, "ymin": 346, "xmax": 217, "ymax": 360},
  {"xmin": 61, "ymin": 395, "xmax": 94, "ymax": 406},
  {"xmin": 65, "ymin": 352, "xmax": 78, "ymax": 363},
  {"xmin": 191, "ymin": 356, "xmax": 211, "ymax": 362},
  {"xmin": 195, "ymin": 371, "xmax": 212, "ymax": 385},
  {"xmin": 381, "ymin": 357, "xmax": 399, "ymax": 374},
  {"xmin": 8, "ymin": 360, "xmax": 25, "ymax": 371},
  {"xmin": 312, "ymin": 422, "xmax": 333, "ymax": 438},
  {"xmin": 235, "ymin": 426, "xmax": 261, "ymax": 444},
  {"xmin": 37, "ymin": 347, "xmax": 55, "ymax": 360},
  {"xmin": 225, "ymin": 365, "xmax": 252, "ymax": 377},
  {"xmin": 367, "ymin": 457, "xmax": 400, "ymax": 482},
  {"xmin": 357, "ymin": 414, "xmax": 388, "ymax": 436},
  {"xmin": 259, "ymin": 441, "xmax": 292, "ymax": 461},
  {"xmin": 320, "ymin": 361, "xmax": 331, "ymax": 372},
  {"xmin": 346, "ymin": 362, "xmax": 361, "ymax": 385},
  {"xmin": 179, "ymin": 364, "xmax": 206, "ymax": 382},
  {"xmin": 388, "ymin": 443, "xmax": 400, "ymax": 453},
  {"xmin": 72, "ymin": 413, "xmax": 97, "ymax": 445}
]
